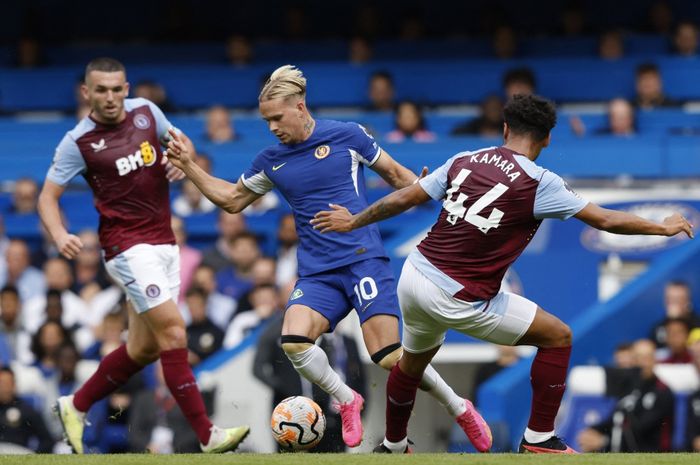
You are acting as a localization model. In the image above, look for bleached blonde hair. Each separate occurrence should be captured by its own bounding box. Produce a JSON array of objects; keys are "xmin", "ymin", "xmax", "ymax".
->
[{"xmin": 258, "ymin": 64, "xmax": 307, "ymax": 102}]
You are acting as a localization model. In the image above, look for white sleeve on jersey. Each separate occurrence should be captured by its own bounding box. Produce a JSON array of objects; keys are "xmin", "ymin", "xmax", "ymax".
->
[
  {"xmin": 145, "ymin": 100, "xmax": 177, "ymax": 145},
  {"xmin": 418, "ymin": 152, "xmax": 466, "ymax": 200},
  {"xmin": 241, "ymin": 150, "xmax": 275, "ymax": 195},
  {"xmin": 240, "ymin": 171, "xmax": 273, "ymax": 195},
  {"xmin": 350, "ymin": 123, "xmax": 381, "ymax": 166},
  {"xmin": 533, "ymin": 170, "xmax": 588, "ymax": 220},
  {"xmin": 46, "ymin": 134, "xmax": 86, "ymax": 186}
]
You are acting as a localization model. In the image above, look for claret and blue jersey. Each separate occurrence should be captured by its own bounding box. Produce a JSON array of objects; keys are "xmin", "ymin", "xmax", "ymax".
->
[{"xmin": 242, "ymin": 119, "xmax": 388, "ymax": 277}]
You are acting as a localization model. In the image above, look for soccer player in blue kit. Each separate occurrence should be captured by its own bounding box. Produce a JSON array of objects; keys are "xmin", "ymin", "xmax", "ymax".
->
[{"xmin": 165, "ymin": 65, "xmax": 492, "ymax": 450}]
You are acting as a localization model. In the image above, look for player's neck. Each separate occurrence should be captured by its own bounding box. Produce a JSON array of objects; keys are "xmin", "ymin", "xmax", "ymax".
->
[
  {"xmin": 299, "ymin": 116, "xmax": 316, "ymax": 143},
  {"xmin": 503, "ymin": 138, "xmax": 542, "ymax": 161}
]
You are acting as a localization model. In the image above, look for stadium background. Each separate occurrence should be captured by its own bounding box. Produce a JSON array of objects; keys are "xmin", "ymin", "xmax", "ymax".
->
[{"xmin": 0, "ymin": 0, "xmax": 699, "ymax": 455}]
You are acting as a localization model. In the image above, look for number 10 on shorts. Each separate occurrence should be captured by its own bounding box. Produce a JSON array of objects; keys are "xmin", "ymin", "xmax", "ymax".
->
[{"xmin": 353, "ymin": 276, "xmax": 378, "ymax": 308}]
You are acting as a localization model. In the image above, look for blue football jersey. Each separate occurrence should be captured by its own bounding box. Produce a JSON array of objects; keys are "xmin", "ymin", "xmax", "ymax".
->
[{"xmin": 241, "ymin": 119, "xmax": 387, "ymax": 276}]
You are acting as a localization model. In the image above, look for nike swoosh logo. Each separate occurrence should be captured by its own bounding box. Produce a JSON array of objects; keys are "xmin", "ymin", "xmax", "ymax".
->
[
  {"xmin": 272, "ymin": 162, "xmax": 287, "ymax": 171},
  {"xmin": 124, "ymin": 279, "xmax": 136, "ymax": 287},
  {"xmin": 361, "ymin": 301, "xmax": 375, "ymax": 312}
]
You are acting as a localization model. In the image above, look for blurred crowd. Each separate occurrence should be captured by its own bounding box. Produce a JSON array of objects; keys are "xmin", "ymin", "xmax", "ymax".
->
[
  {"xmin": 572, "ymin": 281, "xmax": 700, "ymax": 453},
  {"xmin": 16, "ymin": 1, "xmax": 700, "ymax": 144},
  {"xmin": 69, "ymin": 55, "xmax": 699, "ymax": 150},
  {"xmin": 0, "ymin": 177, "xmax": 309, "ymax": 452},
  {"xmin": 10, "ymin": 2, "xmax": 699, "ymax": 68},
  {"xmin": 1, "ymin": 0, "xmax": 699, "ymax": 455}
]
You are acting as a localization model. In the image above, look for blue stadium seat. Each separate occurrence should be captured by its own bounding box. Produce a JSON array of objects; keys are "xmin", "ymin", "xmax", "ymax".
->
[
  {"xmin": 625, "ymin": 35, "xmax": 670, "ymax": 56},
  {"xmin": 667, "ymin": 135, "xmax": 700, "ymax": 177},
  {"xmin": 4, "ymin": 57, "xmax": 700, "ymax": 112},
  {"xmin": 520, "ymin": 37, "xmax": 598, "ymax": 57}
]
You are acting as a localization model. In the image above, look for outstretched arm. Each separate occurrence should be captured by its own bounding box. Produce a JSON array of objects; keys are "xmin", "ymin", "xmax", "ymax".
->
[
  {"xmin": 164, "ymin": 128, "xmax": 261, "ymax": 213},
  {"xmin": 38, "ymin": 180, "xmax": 83, "ymax": 259},
  {"xmin": 371, "ymin": 149, "xmax": 428, "ymax": 189},
  {"xmin": 311, "ymin": 182, "xmax": 432, "ymax": 233},
  {"xmin": 575, "ymin": 203, "xmax": 694, "ymax": 238}
]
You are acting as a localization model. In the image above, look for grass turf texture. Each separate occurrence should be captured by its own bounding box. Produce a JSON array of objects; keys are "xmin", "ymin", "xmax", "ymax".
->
[{"xmin": 0, "ymin": 454, "xmax": 696, "ymax": 465}]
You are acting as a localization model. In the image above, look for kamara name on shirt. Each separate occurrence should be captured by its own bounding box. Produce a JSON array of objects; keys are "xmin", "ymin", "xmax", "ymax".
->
[{"xmin": 469, "ymin": 151, "xmax": 522, "ymax": 182}]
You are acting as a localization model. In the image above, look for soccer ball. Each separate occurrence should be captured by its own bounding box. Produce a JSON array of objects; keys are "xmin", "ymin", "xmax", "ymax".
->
[{"xmin": 270, "ymin": 396, "xmax": 326, "ymax": 451}]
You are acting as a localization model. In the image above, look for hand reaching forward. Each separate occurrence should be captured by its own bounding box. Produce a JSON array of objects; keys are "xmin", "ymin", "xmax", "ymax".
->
[
  {"xmin": 663, "ymin": 213, "xmax": 694, "ymax": 238},
  {"xmin": 164, "ymin": 128, "xmax": 194, "ymax": 172},
  {"xmin": 311, "ymin": 204, "xmax": 354, "ymax": 233},
  {"xmin": 161, "ymin": 151, "xmax": 185, "ymax": 182}
]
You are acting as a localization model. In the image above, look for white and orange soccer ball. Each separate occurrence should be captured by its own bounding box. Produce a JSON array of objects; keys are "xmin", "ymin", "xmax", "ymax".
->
[{"xmin": 270, "ymin": 396, "xmax": 326, "ymax": 451}]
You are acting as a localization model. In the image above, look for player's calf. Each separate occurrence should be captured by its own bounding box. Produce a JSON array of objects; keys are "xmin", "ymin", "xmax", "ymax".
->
[{"xmin": 281, "ymin": 335, "xmax": 355, "ymax": 403}]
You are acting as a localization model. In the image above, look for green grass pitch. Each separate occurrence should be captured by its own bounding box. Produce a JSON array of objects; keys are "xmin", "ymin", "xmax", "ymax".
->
[{"xmin": 0, "ymin": 454, "xmax": 696, "ymax": 465}]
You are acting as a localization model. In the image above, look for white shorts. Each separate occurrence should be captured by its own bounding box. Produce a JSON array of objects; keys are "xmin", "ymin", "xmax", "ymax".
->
[
  {"xmin": 398, "ymin": 259, "xmax": 537, "ymax": 353},
  {"xmin": 104, "ymin": 243, "xmax": 180, "ymax": 313}
]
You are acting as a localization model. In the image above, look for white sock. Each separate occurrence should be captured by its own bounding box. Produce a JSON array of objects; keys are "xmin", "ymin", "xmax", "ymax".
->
[
  {"xmin": 524, "ymin": 427, "xmax": 554, "ymax": 444},
  {"xmin": 420, "ymin": 364, "xmax": 466, "ymax": 417},
  {"xmin": 285, "ymin": 345, "xmax": 354, "ymax": 403},
  {"xmin": 383, "ymin": 436, "xmax": 408, "ymax": 453}
]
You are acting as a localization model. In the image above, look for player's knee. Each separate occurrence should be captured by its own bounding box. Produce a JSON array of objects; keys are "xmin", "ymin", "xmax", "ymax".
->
[
  {"xmin": 128, "ymin": 345, "xmax": 160, "ymax": 365},
  {"xmin": 559, "ymin": 323, "xmax": 573, "ymax": 347},
  {"xmin": 371, "ymin": 343, "xmax": 403, "ymax": 370},
  {"xmin": 550, "ymin": 323, "xmax": 572, "ymax": 348},
  {"xmin": 281, "ymin": 335, "xmax": 315, "ymax": 355},
  {"xmin": 157, "ymin": 325, "xmax": 188, "ymax": 350}
]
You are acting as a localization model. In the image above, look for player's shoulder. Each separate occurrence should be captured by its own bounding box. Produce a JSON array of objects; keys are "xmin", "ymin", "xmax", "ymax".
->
[
  {"xmin": 66, "ymin": 117, "xmax": 97, "ymax": 143},
  {"xmin": 448, "ymin": 146, "xmax": 494, "ymax": 168},
  {"xmin": 124, "ymin": 97, "xmax": 157, "ymax": 112},
  {"xmin": 318, "ymin": 118, "xmax": 349, "ymax": 130},
  {"xmin": 512, "ymin": 153, "xmax": 549, "ymax": 182},
  {"xmin": 253, "ymin": 144, "xmax": 280, "ymax": 164},
  {"xmin": 317, "ymin": 119, "xmax": 365, "ymax": 137}
]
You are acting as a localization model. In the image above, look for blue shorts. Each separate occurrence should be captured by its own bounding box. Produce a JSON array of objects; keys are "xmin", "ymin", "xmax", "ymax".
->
[{"xmin": 286, "ymin": 257, "xmax": 400, "ymax": 331}]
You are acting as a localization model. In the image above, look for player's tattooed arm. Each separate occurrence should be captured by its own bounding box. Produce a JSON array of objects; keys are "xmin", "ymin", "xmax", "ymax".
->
[
  {"xmin": 312, "ymin": 183, "xmax": 431, "ymax": 233},
  {"xmin": 371, "ymin": 149, "xmax": 428, "ymax": 189}
]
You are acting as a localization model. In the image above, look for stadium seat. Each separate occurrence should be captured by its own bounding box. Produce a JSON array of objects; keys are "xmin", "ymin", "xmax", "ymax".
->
[{"xmin": 4, "ymin": 57, "xmax": 700, "ymax": 112}]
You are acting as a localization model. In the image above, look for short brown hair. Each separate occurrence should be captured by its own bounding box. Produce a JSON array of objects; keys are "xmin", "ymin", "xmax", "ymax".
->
[{"xmin": 85, "ymin": 57, "xmax": 126, "ymax": 80}]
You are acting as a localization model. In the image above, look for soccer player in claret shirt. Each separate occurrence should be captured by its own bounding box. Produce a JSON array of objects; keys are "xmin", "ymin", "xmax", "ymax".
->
[
  {"xmin": 38, "ymin": 57, "xmax": 249, "ymax": 454},
  {"xmin": 165, "ymin": 64, "xmax": 492, "ymax": 451},
  {"xmin": 312, "ymin": 94, "xmax": 694, "ymax": 454}
]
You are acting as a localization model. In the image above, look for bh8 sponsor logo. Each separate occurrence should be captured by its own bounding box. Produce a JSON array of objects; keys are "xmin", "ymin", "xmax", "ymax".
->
[{"xmin": 115, "ymin": 141, "xmax": 158, "ymax": 176}]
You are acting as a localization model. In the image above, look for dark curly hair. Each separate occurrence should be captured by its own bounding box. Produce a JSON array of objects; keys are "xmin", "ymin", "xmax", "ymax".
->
[{"xmin": 503, "ymin": 94, "xmax": 557, "ymax": 141}]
